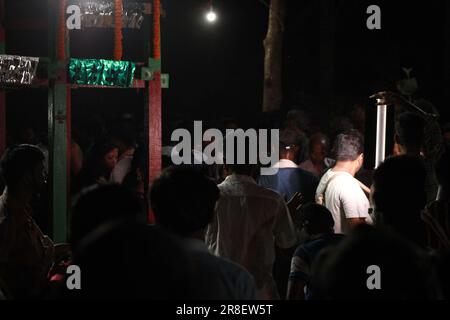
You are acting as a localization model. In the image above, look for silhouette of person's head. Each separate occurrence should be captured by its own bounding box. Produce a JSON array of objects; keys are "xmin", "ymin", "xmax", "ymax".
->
[
  {"xmin": 85, "ymin": 139, "xmax": 119, "ymax": 177},
  {"xmin": 395, "ymin": 112, "xmax": 425, "ymax": 154},
  {"xmin": 371, "ymin": 155, "xmax": 427, "ymax": 245},
  {"xmin": 296, "ymin": 203, "xmax": 335, "ymax": 238},
  {"xmin": 150, "ymin": 166, "xmax": 220, "ymax": 238},
  {"xmin": 110, "ymin": 124, "xmax": 136, "ymax": 155},
  {"xmin": 309, "ymin": 133, "xmax": 329, "ymax": 165},
  {"xmin": 223, "ymin": 135, "xmax": 258, "ymax": 178},
  {"xmin": 279, "ymin": 128, "xmax": 306, "ymax": 164},
  {"xmin": 309, "ymin": 224, "xmax": 440, "ymax": 300},
  {"xmin": 64, "ymin": 221, "xmax": 193, "ymax": 299},
  {"xmin": 70, "ymin": 185, "xmax": 146, "ymax": 250},
  {"xmin": 0, "ymin": 144, "xmax": 46, "ymax": 195}
]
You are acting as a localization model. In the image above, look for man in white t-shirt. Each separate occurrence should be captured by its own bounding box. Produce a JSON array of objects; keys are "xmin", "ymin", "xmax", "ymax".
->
[{"xmin": 315, "ymin": 131, "xmax": 372, "ymax": 234}]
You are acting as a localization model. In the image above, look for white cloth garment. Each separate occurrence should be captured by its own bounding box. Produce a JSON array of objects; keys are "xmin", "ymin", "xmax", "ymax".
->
[
  {"xmin": 206, "ymin": 174, "xmax": 298, "ymax": 300},
  {"xmin": 110, "ymin": 149, "xmax": 134, "ymax": 185},
  {"xmin": 272, "ymin": 159, "xmax": 299, "ymax": 169},
  {"xmin": 315, "ymin": 169, "xmax": 372, "ymax": 234},
  {"xmin": 184, "ymin": 239, "xmax": 257, "ymax": 300}
]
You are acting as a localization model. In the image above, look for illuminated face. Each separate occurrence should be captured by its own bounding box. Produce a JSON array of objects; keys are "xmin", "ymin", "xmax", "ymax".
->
[
  {"xmin": 310, "ymin": 141, "xmax": 326, "ymax": 164},
  {"xmin": 103, "ymin": 148, "xmax": 119, "ymax": 171}
]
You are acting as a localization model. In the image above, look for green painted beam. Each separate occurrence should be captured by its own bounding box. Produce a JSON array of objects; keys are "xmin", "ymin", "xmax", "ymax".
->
[
  {"xmin": 52, "ymin": 83, "xmax": 68, "ymax": 242},
  {"xmin": 48, "ymin": 0, "xmax": 70, "ymax": 242}
]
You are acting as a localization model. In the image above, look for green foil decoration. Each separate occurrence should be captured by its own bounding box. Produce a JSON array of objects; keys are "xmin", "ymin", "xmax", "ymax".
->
[{"xmin": 69, "ymin": 58, "xmax": 135, "ymax": 87}]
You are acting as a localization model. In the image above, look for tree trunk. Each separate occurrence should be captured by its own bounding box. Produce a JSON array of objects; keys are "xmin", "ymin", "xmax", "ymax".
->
[{"xmin": 263, "ymin": 0, "xmax": 286, "ymax": 113}]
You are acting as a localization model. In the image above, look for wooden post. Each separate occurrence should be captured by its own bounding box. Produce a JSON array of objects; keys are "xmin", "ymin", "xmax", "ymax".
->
[
  {"xmin": 144, "ymin": 0, "xmax": 162, "ymax": 224},
  {"xmin": 149, "ymin": 0, "xmax": 162, "ymax": 183},
  {"xmin": 49, "ymin": 0, "xmax": 70, "ymax": 242}
]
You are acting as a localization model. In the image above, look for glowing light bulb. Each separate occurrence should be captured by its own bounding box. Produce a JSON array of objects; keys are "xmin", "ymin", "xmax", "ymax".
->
[{"xmin": 206, "ymin": 10, "xmax": 217, "ymax": 23}]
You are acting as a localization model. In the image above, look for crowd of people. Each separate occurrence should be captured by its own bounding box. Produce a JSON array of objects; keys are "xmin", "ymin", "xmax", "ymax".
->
[{"xmin": 0, "ymin": 91, "xmax": 449, "ymax": 300}]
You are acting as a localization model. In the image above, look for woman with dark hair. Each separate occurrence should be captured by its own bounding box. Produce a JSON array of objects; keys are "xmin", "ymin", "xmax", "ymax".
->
[
  {"xmin": 72, "ymin": 139, "xmax": 118, "ymax": 195},
  {"xmin": 122, "ymin": 145, "xmax": 149, "ymax": 216}
]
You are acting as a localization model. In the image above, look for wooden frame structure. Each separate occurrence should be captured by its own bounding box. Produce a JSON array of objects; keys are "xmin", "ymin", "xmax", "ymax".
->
[{"xmin": 0, "ymin": 0, "xmax": 163, "ymax": 242}]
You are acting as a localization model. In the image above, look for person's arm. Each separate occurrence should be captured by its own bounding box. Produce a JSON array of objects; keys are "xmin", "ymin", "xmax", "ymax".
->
[
  {"xmin": 286, "ymin": 279, "xmax": 306, "ymax": 300},
  {"xmin": 273, "ymin": 199, "xmax": 298, "ymax": 249},
  {"xmin": 287, "ymin": 252, "xmax": 309, "ymax": 300},
  {"xmin": 340, "ymin": 180, "xmax": 371, "ymax": 228}
]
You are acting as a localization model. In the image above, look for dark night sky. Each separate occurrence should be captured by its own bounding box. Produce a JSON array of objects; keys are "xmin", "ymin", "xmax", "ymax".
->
[{"xmin": 3, "ymin": 0, "xmax": 450, "ymax": 142}]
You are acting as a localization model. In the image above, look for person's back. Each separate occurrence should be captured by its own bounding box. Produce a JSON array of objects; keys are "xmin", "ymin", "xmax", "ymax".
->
[
  {"xmin": 315, "ymin": 131, "xmax": 372, "ymax": 234},
  {"xmin": 316, "ymin": 169, "xmax": 371, "ymax": 234},
  {"xmin": 259, "ymin": 167, "xmax": 318, "ymax": 204},
  {"xmin": 422, "ymin": 146, "xmax": 450, "ymax": 251},
  {"xmin": 0, "ymin": 145, "xmax": 54, "ymax": 299},
  {"xmin": 288, "ymin": 204, "xmax": 345, "ymax": 300},
  {"xmin": 372, "ymin": 155, "xmax": 428, "ymax": 248},
  {"xmin": 309, "ymin": 224, "xmax": 441, "ymax": 300},
  {"xmin": 207, "ymin": 173, "xmax": 297, "ymax": 299},
  {"xmin": 259, "ymin": 129, "xmax": 318, "ymax": 203},
  {"xmin": 70, "ymin": 184, "xmax": 147, "ymax": 251},
  {"xmin": 57, "ymin": 221, "xmax": 194, "ymax": 300},
  {"xmin": 184, "ymin": 239, "xmax": 256, "ymax": 300},
  {"xmin": 151, "ymin": 166, "xmax": 257, "ymax": 300},
  {"xmin": 289, "ymin": 233, "xmax": 344, "ymax": 299},
  {"xmin": 395, "ymin": 111, "xmax": 439, "ymax": 205}
]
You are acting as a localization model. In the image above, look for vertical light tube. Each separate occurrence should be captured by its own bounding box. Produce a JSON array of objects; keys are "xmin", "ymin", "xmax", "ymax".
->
[{"xmin": 375, "ymin": 101, "xmax": 387, "ymax": 168}]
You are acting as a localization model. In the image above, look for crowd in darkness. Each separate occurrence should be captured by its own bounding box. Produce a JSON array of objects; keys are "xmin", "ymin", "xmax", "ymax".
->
[{"xmin": 0, "ymin": 91, "xmax": 450, "ymax": 300}]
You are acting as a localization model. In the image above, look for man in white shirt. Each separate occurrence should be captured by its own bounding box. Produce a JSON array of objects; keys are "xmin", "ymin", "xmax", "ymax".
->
[
  {"xmin": 206, "ymin": 162, "xmax": 298, "ymax": 300},
  {"xmin": 316, "ymin": 130, "xmax": 372, "ymax": 234}
]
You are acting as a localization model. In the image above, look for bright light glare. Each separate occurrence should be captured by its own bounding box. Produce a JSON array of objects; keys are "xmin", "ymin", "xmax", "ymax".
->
[{"xmin": 206, "ymin": 11, "xmax": 217, "ymax": 23}]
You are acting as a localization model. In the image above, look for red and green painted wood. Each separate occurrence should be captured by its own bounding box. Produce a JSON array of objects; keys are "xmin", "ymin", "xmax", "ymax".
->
[{"xmin": 1, "ymin": 0, "xmax": 164, "ymax": 240}]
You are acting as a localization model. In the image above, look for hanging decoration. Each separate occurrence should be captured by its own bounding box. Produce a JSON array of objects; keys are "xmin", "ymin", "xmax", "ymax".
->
[
  {"xmin": 68, "ymin": 58, "xmax": 135, "ymax": 87},
  {"xmin": 72, "ymin": 1, "xmax": 146, "ymax": 29},
  {"xmin": 0, "ymin": 55, "xmax": 39, "ymax": 85}
]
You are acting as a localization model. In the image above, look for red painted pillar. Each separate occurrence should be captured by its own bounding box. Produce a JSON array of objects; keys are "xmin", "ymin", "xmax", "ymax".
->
[
  {"xmin": 147, "ymin": 0, "xmax": 162, "ymax": 224},
  {"xmin": 149, "ymin": 72, "xmax": 162, "ymax": 183}
]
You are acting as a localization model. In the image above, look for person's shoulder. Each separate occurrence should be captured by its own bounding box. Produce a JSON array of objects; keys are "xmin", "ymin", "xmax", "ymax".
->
[
  {"xmin": 327, "ymin": 172, "xmax": 357, "ymax": 187},
  {"xmin": 216, "ymin": 255, "xmax": 252, "ymax": 276},
  {"xmin": 296, "ymin": 234, "xmax": 345, "ymax": 256},
  {"xmin": 253, "ymin": 184, "xmax": 286, "ymax": 202},
  {"xmin": 198, "ymin": 251, "xmax": 254, "ymax": 282},
  {"xmin": 296, "ymin": 167, "xmax": 319, "ymax": 183}
]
